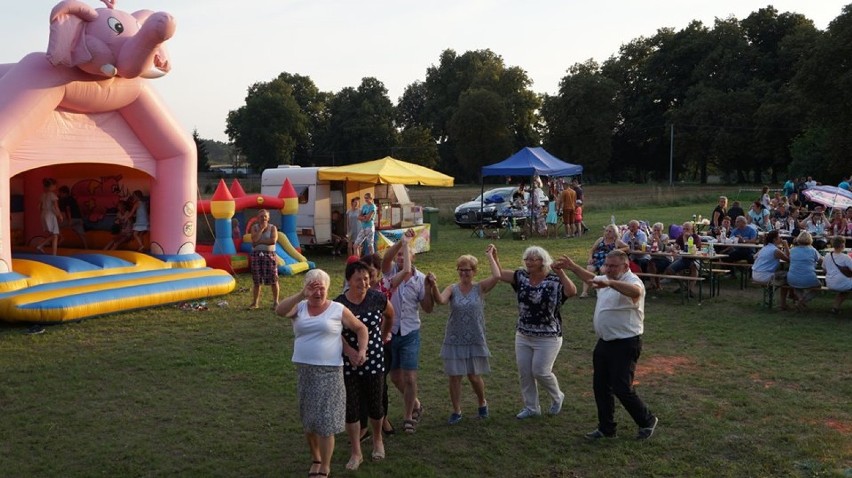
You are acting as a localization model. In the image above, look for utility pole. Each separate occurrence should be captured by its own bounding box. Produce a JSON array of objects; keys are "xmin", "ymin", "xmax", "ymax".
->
[{"xmin": 669, "ymin": 124, "xmax": 674, "ymax": 187}]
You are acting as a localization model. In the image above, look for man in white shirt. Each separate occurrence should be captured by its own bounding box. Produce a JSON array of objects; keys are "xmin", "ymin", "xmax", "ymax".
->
[{"xmin": 561, "ymin": 249, "xmax": 659, "ymax": 440}]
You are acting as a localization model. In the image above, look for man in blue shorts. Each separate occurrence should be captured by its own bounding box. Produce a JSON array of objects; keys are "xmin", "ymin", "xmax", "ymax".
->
[{"xmin": 382, "ymin": 231, "xmax": 434, "ymax": 434}]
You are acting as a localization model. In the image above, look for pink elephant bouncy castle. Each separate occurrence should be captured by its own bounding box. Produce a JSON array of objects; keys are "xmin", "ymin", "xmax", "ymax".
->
[
  {"xmin": 0, "ymin": 0, "xmax": 197, "ymax": 272},
  {"xmin": 0, "ymin": 1, "xmax": 235, "ymax": 323}
]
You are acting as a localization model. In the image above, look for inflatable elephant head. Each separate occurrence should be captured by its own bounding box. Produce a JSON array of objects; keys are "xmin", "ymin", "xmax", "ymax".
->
[{"xmin": 46, "ymin": 0, "xmax": 175, "ymax": 79}]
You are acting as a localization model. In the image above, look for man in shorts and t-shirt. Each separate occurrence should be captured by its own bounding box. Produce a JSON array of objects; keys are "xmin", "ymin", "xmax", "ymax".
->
[
  {"xmin": 558, "ymin": 185, "xmax": 577, "ymax": 237},
  {"xmin": 354, "ymin": 193, "xmax": 377, "ymax": 257}
]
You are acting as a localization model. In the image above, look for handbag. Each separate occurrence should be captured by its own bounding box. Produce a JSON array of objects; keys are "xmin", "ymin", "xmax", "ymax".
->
[{"xmin": 829, "ymin": 253, "xmax": 852, "ymax": 278}]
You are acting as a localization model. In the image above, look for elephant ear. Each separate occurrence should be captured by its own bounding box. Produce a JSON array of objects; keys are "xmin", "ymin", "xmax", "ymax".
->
[
  {"xmin": 46, "ymin": 0, "xmax": 99, "ymax": 67},
  {"xmin": 132, "ymin": 9, "xmax": 155, "ymax": 23}
]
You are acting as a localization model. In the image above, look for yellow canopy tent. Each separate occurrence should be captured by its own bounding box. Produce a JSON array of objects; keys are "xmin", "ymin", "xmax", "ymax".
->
[{"xmin": 317, "ymin": 156, "xmax": 454, "ymax": 187}]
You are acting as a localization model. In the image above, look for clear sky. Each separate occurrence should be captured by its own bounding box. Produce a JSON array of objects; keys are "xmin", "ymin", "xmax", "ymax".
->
[{"xmin": 1, "ymin": 1, "xmax": 848, "ymax": 143}]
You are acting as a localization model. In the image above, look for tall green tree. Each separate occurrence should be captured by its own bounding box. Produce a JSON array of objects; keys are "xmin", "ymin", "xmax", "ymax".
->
[
  {"xmin": 447, "ymin": 89, "xmax": 514, "ymax": 182},
  {"xmin": 396, "ymin": 81, "xmax": 428, "ymax": 131},
  {"xmin": 417, "ymin": 49, "xmax": 540, "ymax": 178},
  {"xmin": 792, "ymin": 5, "xmax": 852, "ymax": 183},
  {"xmin": 603, "ymin": 35, "xmax": 672, "ymax": 181},
  {"xmin": 192, "ymin": 129, "xmax": 210, "ymax": 172},
  {"xmin": 315, "ymin": 77, "xmax": 397, "ymax": 165},
  {"xmin": 394, "ymin": 126, "xmax": 440, "ymax": 169},
  {"xmin": 225, "ymin": 73, "xmax": 325, "ymax": 171},
  {"xmin": 542, "ymin": 60, "xmax": 618, "ymax": 180}
]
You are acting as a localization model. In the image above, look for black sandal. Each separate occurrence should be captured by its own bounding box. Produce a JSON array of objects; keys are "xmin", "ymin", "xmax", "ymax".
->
[{"xmin": 383, "ymin": 421, "xmax": 396, "ymax": 436}]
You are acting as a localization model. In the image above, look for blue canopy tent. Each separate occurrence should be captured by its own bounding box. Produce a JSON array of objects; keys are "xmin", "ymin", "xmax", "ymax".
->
[
  {"xmin": 474, "ymin": 147, "xmax": 583, "ymax": 232},
  {"xmin": 481, "ymin": 147, "xmax": 583, "ymax": 177}
]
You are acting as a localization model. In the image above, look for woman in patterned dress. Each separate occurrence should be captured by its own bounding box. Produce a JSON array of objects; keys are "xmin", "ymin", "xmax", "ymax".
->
[
  {"xmin": 426, "ymin": 255, "xmax": 500, "ymax": 424},
  {"xmin": 335, "ymin": 261, "xmax": 395, "ymax": 469},
  {"xmin": 276, "ymin": 269, "xmax": 368, "ymax": 478},
  {"xmin": 485, "ymin": 244, "xmax": 577, "ymax": 419}
]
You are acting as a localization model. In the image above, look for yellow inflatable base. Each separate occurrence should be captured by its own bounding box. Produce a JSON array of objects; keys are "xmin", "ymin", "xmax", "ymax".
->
[{"xmin": 0, "ymin": 250, "xmax": 235, "ymax": 324}]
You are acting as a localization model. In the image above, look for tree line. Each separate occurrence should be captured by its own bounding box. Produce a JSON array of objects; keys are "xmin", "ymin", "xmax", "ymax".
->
[{"xmin": 221, "ymin": 5, "xmax": 852, "ymax": 185}]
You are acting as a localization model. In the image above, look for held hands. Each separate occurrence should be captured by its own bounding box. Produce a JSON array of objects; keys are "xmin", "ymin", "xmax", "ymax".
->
[
  {"xmin": 425, "ymin": 272, "xmax": 437, "ymax": 287},
  {"xmin": 553, "ymin": 255, "xmax": 577, "ymax": 271},
  {"xmin": 485, "ymin": 244, "xmax": 498, "ymax": 260},
  {"xmin": 588, "ymin": 277, "xmax": 610, "ymax": 289},
  {"xmin": 345, "ymin": 347, "xmax": 367, "ymax": 367}
]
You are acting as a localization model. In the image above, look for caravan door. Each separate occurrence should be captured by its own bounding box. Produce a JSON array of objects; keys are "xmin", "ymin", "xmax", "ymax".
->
[{"xmin": 261, "ymin": 166, "xmax": 331, "ymax": 246}]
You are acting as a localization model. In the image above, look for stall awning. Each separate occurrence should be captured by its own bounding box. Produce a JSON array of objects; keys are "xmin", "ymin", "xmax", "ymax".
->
[{"xmin": 318, "ymin": 156, "xmax": 454, "ymax": 187}]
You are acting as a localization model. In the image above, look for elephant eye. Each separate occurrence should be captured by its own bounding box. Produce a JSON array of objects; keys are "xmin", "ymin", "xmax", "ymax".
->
[{"xmin": 107, "ymin": 17, "xmax": 124, "ymax": 34}]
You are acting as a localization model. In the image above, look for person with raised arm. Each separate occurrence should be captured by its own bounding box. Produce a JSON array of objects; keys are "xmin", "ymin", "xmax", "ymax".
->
[
  {"xmin": 560, "ymin": 250, "xmax": 659, "ymax": 440},
  {"xmin": 485, "ymin": 243, "xmax": 576, "ymax": 419},
  {"xmin": 276, "ymin": 269, "xmax": 368, "ymax": 478},
  {"xmin": 381, "ymin": 229, "xmax": 433, "ymax": 434},
  {"xmin": 426, "ymin": 254, "xmax": 500, "ymax": 424}
]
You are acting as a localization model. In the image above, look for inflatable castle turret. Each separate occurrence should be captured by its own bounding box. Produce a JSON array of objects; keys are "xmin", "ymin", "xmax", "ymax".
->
[
  {"xmin": 278, "ymin": 179, "xmax": 300, "ymax": 251},
  {"xmin": 210, "ymin": 180, "xmax": 236, "ymax": 255}
]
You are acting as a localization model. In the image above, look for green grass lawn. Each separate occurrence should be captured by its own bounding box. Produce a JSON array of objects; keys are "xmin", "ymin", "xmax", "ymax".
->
[{"xmin": 1, "ymin": 200, "xmax": 850, "ymax": 477}]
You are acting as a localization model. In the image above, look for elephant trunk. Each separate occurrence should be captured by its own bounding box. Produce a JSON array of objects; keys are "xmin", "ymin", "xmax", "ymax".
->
[{"xmin": 116, "ymin": 11, "xmax": 175, "ymax": 79}]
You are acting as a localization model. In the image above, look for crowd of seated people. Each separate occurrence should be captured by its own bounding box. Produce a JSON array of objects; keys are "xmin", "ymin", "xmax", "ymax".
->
[{"xmin": 709, "ymin": 178, "xmax": 851, "ymax": 250}]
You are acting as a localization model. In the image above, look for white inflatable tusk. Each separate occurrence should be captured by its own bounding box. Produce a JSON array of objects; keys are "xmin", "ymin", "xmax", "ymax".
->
[{"xmin": 140, "ymin": 67, "xmax": 167, "ymax": 79}]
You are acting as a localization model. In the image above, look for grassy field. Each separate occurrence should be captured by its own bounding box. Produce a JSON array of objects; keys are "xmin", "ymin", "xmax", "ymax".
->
[{"xmin": 1, "ymin": 188, "xmax": 850, "ymax": 477}]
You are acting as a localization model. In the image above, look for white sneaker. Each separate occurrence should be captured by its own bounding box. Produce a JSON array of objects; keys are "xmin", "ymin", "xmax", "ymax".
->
[
  {"xmin": 515, "ymin": 408, "xmax": 540, "ymax": 419},
  {"xmin": 549, "ymin": 392, "xmax": 565, "ymax": 415}
]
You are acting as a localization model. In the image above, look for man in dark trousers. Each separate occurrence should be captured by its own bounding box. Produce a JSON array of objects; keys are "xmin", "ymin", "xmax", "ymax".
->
[{"xmin": 560, "ymin": 249, "xmax": 659, "ymax": 440}]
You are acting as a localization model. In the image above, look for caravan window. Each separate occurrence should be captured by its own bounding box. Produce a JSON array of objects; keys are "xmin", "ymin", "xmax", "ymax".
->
[{"xmin": 295, "ymin": 186, "xmax": 309, "ymax": 204}]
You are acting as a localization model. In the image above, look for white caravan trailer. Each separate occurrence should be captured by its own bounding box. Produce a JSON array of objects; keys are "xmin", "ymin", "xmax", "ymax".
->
[{"xmin": 261, "ymin": 165, "xmax": 421, "ymax": 248}]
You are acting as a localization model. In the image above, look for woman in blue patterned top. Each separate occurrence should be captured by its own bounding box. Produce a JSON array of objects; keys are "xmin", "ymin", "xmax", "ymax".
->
[
  {"xmin": 486, "ymin": 244, "xmax": 577, "ymax": 419},
  {"xmin": 427, "ymin": 254, "xmax": 500, "ymax": 425}
]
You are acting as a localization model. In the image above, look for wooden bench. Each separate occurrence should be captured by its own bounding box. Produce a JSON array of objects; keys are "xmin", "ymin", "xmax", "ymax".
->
[
  {"xmin": 636, "ymin": 273, "xmax": 705, "ymax": 304},
  {"xmin": 707, "ymin": 269, "xmax": 732, "ymax": 297},
  {"xmin": 753, "ymin": 280, "xmax": 781, "ymax": 309},
  {"xmin": 715, "ymin": 261, "xmax": 752, "ymax": 290}
]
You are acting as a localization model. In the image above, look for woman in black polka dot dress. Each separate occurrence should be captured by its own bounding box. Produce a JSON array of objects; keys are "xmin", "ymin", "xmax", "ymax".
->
[{"xmin": 336, "ymin": 260, "xmax": 395, "ymax": 470}]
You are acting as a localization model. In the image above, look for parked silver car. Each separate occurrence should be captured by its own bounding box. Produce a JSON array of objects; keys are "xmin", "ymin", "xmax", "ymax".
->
[{"xmin": 454, "ymin": 187, "xmax": 546, "ymax": 227}]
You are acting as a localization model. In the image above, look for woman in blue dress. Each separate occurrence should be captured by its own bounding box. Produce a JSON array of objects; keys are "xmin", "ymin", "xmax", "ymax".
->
[{"xmin": 427, "ymin": 255, "xmax": 500, "ymax": 424}]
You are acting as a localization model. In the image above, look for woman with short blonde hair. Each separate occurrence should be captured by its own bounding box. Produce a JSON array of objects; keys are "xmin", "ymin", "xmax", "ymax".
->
[
  {"xmin": 485, "ymin": 243, "xmax": 577, "ymax": 419},
  {"xmin": 787, "ymin": 231, "xmax": 821, "ymax": 310}
]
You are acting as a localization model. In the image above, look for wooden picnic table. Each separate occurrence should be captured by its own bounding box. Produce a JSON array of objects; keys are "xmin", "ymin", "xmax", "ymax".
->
[
  {"xmin": 711, "ymin": 241, "xmax": 763, "ymax": 250},
  {"xmin": 648, "ymin": 252, "xmax": 730, "ymax": 298}
]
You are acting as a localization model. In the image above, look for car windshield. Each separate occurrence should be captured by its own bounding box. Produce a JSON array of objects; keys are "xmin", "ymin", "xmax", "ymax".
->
[{"xmin": 474, "ymin": 188, "xmax": 515, "ymax": 202}]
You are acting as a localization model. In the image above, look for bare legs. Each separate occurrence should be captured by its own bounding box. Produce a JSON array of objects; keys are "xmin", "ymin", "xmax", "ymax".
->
[
  {"xmin": 391, "ymin": 369, "xmax": 419, "ymax": 423},
  {"xmin": 35, "ymin": 234, "xmax": 59, "ymax": 255},
  {"xmin": 250, "ymin": 282, "xmax": 279, "ymax": 309},
  {"xmin": 345, "ymin": 417, "xmax": 384, "ymax": 468},
  {"xmin": 133, "ymin": 231, "xmax": 147, "ymax": 251},
  {"xmin": 305, "ymin": 432, "xmax": 333, "ymax": 476},
  {"xmin": 250, "ymin": 284, "xmax": 261, "ymax": 309},
  {"xmin": 448, "ymin": 374, "xmax": 486, "ymax": 415}
]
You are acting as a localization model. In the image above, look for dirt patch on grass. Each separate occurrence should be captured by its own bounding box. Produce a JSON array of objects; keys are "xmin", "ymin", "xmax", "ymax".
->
[
  {"xmin": 824, "ymin": 419, "xmax": 852, "ymax": 435},
  {"xmin": 749, "ymin": 373, "xmax": 776, "ymax": 389},
  {"xmin": 634, "ymin": 355, "xmax": 694, "ymax": 384}
]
